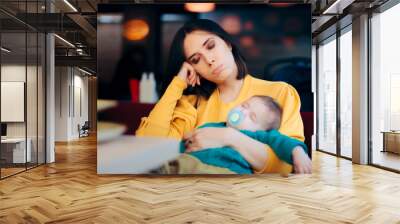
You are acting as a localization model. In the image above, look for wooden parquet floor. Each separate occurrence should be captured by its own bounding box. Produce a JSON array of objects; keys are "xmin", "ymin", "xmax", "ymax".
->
[{"xmin": 1, "ymin": 134, "xmax": 400, "ymax": 224}]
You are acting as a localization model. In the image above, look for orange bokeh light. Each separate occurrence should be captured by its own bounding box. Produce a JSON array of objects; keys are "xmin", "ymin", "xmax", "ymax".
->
[
  {"xmin": 220, "ymin": 15, "xmax": 241, "ymax": 35},
  {"xmin": 123, "ymin": 19, "xmax": 149, "ymax": 41},
  {"xmin": 240, "ymin": 36, "xmax": 254, "ymax": 48},
  {"xmin": 184, "ymin": 3, "xmax": 215, "ymax": 13},
  {"xmin": 283, "ymin": 37, "xmax": 295, "ymax": 49}
]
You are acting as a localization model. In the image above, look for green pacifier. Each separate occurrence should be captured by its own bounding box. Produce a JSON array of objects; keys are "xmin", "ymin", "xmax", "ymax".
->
[{"xmin": 227, "ymin": 108, "xmax": 244, "ymax": 128}]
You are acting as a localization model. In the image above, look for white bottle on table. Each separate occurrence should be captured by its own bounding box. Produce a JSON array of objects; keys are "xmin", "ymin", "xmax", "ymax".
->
[
  {"xmin": 148, "ymin": 72, "xmax": 158, "ymax": 103},
  {"xmin": 139, "ymin": 72, "xmax": 148, "ymax": 103}
]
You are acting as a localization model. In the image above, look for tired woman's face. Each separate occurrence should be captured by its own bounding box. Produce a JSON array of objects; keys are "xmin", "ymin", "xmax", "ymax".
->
[{"xmin": 183, "ymin": 30, "xmax": 237, "ymax": 84}]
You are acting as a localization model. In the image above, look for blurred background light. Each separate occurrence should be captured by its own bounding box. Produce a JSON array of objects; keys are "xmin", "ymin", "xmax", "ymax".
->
[
  {"xmin": 243, "ymin": 21, "xmax": 254, "ymax": 31},
  {"xmin": 240, "ymin": 36, "xmax": 254, "ymax": 48},
  {"xmin": 98, "ymin": 14, "xmax": 123, "ymax": 24},
  {"xmin": 270, "ymin": 3, "xmax": 292, "ymax": 8},
  {"xmin": 123, "ymin": 19, "xmax": 150, "ymax": 41},
  {"xmin": 161, "ymin": 14, "xmax": 188, "ymax": 22},
  {"xmin": 220, "ymin": 15, "xmax": 241, "ymax": 35},
  {"xmin": 184, "ymin": 3, "xmax": 216, "ymax": 13},
  {"xmin": 282, "ymin": 36, "xmax": 296, "ymax": 49}
]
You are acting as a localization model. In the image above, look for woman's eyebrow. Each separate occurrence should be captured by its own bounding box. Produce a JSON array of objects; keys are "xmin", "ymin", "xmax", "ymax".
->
[{"xmin": 187, "ymin": 38, "xmax": 213, "ymax": 61}]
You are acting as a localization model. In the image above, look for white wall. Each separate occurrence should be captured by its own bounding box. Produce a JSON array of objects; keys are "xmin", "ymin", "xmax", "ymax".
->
[
  {"xmin": 1, "ymin": 65, "xmax": 26, "ymax": 81},
  {"xmin": 1, "ymin": 65, "xmax": 36, "ymax": 138},
  {"xmin": 55, "ymin": 66, "xmax": 69, "ymax": 141},
  {"xmin": 55, "ymin": 66, "xmax": 89, "ymax": 141},
  {"xmin": 1, "ymin": 64, "xmax": 46, "ymax": 164}
]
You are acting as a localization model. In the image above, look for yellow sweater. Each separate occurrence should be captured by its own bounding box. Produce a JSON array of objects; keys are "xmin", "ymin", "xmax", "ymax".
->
[{"xmin": 136, "ymin": 74, "xmax": 304, "ymax": 174}]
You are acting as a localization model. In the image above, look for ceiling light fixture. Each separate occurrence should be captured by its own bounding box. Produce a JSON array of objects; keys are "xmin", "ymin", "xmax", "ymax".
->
[
  {"xmin": 63, "ymin": 0, "xmax": 78, "ymax": 12},
  {"xmin": 54, "ymin": 34, "xmax": 75, "ymax": 48},
  {"xmin": 1, "ymin": 47, "xmax": 11, "ymax": 53}
]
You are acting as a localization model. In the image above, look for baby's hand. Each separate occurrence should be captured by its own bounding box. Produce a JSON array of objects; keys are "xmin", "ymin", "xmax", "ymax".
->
[{"xmin": 292, "ymin": 146, "xmax": 312, "ymax": 174}]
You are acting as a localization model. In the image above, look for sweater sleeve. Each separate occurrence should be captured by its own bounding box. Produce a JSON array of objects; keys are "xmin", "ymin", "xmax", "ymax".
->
[
  {"xmin": 253, "ymin": 81, "xmax": 305, "ymax": 174},
  {"xmin": 135, "ymin": 76, "xmax": 197, "ymax": 139},
  {"xmin": 277, "ymin": 83, "xmax": 305, "ymax": 142}
]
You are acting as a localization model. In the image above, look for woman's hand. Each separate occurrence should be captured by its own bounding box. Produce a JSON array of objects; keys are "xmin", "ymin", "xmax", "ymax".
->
[
  {"xmin": 183, "ymin": 127, "xmax": 230, "ymax": 152},
  {"xmin": 177, "ymin": 62, "xmax": 201, "ymax": 88},
  {"xmin": 292, "ymin": 146, "xmax": 312, "ymax": 174}
]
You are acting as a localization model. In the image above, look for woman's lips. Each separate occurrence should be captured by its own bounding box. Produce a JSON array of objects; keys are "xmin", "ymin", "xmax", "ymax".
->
[{"xmin": 212, "ymin": 64, "xmax": 224, "ymax": 75}]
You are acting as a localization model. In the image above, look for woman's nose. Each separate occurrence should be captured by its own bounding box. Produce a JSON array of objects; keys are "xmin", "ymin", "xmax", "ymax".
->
[{"xmin": 203, "ymin": 53, "xmax": 215, "ymax": 65}]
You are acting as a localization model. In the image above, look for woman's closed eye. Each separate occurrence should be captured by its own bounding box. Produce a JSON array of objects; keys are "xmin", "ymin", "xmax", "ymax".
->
[
  {"xmin": 190, "ymin": 56, "xmax": 200, "ymax": 64},
  {"xmin": 190, "ymin": 41, "xmax": 215, "ymax": 64},
  {"xmin": 207, "ymin": 41, "xmax": 215, "ymax": 50}
]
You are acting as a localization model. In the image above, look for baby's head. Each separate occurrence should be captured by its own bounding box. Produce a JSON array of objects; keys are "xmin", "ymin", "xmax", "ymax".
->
[{"xmin": 227, "ymin": 96, "xmax": 282, "ymax": 131}]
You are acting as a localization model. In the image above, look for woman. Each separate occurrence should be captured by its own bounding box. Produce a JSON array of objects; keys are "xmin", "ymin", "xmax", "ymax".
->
[{"xmin": 136, "ymin": 19, "xmax": 311, "ymax": 174}]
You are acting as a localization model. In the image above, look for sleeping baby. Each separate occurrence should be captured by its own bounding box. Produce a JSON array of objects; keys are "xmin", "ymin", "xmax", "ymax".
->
[{"xmin": 161, "ymin": 95, "xmax": 311, "ymax": 175}]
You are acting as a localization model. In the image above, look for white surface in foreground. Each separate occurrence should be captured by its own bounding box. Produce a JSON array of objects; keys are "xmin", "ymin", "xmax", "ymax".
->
[{"xmin": 97, "ymin": 135, "xmax": 180, "ymax": 174}]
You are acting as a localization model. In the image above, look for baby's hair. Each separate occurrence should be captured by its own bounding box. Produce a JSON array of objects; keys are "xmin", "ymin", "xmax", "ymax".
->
[{"xmin": 254, "ymin": 95, "xmax": 282, "ymax": 130}]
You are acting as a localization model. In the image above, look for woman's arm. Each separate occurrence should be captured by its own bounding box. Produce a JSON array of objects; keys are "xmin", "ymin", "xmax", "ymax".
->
[
  {"xmin": 239, "ymin": 129, "xmax": 312, "ymax": 174},
  {"xmin": 277, "ymin": 83, "xmax": 305, "ymax": 142},
  {"xmin": 136, "ymin": 62, "xmax": 201, "ymax": 139},
  {"xmin": 185, "ymin": 127, "xmax": 310, "ymax": 174},
  {"xmin": 184, "ymin": 127, "xmax": 268, "ymax": 171},
  {"xmin": 185, "ymin": 83, "xmax": 305, "ymax": 173},
  {"xmin": 135, "ymin": 76, "xmax": 196, "ymax": 139},
  {"xmin": 225, "ymin": 128, "xmax": 268, "ymax": 171},
  {"xmin": 253, "ymin": 83, "xmax": 305, "ymax": 173}
]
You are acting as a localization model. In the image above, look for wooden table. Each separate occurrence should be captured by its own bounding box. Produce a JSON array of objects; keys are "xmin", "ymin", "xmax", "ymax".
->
[{"xmin": 97, "ymin": 136, "xmax": 180, "ymax": 174}]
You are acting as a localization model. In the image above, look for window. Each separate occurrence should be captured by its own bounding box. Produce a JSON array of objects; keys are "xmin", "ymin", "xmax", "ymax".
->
[
  {"xmin": 0, "ymin": 1, "xmax": 47, "ymax": 179},
  {"xmin": 370, "ymin": 2, "xmax": 400, "ymax": 171},
  {"xmin": 339, "ymin": 28, "xmax": 352, "ymax": 158},
  {"xmin": 317, "ymin": 36, "xmax": 337, "ymax": 154}
]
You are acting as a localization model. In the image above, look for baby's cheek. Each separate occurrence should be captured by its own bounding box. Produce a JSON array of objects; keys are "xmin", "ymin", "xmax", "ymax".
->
[
  {"xmin": 250, "ymin": 122, "xmax": 260, "ymax": 130},
  {"xmin": 241, "ymin": 118, "xmax": 256, "ymax": 130}
]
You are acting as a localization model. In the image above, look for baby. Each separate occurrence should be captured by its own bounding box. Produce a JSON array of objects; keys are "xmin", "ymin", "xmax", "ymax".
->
[{"xmin": 173, "ymin": 95, "xmax": 311, "ymax": 174}]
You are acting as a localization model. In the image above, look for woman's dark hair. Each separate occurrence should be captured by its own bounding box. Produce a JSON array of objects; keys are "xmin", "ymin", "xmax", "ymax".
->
[{"xmin": 162, "ymin": 19, "xmax": 248, "ymax": 100}]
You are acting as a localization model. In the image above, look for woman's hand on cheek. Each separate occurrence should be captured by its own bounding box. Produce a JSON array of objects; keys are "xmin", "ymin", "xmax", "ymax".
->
[
  {"xmin": 184, "ymin": 127, "xmax": 233, "ymax": 152},
  {"xmin": 177, "ymin": 62, "xmax": 200, "ymax": 88}
]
